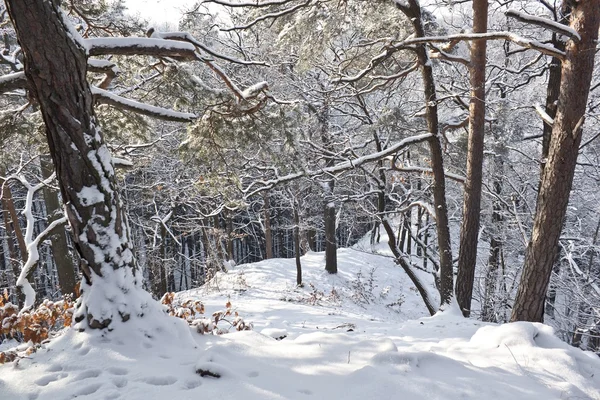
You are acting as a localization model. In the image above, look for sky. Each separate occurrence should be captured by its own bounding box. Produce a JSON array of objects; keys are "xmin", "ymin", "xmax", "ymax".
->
[{"xmin": 125, "ymin": 0, "xmax": 195, "ymax": 27}]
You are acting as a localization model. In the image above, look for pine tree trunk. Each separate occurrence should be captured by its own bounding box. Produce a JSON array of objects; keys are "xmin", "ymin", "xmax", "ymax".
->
[
  {"xmin": 511, "ymin": 1, "xmax": 600, "ymax": 322},
  {"xmin": 456, "ymin": 0, "xmax": 488, "ymax": 317},
  {"xmin": 6, "ymin": 0, "xmax": 146, "ymax": 329}
]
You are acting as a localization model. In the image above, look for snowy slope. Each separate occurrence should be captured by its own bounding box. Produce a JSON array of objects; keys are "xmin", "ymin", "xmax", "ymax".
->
[{"xmin": 1, "ymin": 248, "xmax": 599, "ymax": 400}]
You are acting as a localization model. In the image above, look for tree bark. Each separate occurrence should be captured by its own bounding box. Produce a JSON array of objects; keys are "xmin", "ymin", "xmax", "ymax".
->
[
  {"xmin": 456, "ymin": 0, "xmax": 488, "ymax": 317},
  {"xmin": 6, "ymin": 0, "xmax": 146, "ymax": 329},
  {"xmin": 511, "ymin": 1, "xmax": 600, "ymax": 322}
]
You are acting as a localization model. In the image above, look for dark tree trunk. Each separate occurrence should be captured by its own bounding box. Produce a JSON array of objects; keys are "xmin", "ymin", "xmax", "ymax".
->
[
  {"xmin": 324, "ymin": 201, "xmax": 337, "ymax": 273},
  {"xmin": 1, "ymin": 191, "xmax": 24, "ymax": 307},
  {"xmin": 7, "ymin": 0, "xmax": 145, "ymax": 329},
  {"xmin": 397, "ymin": 0, "xmax": 454, "ymax": 307},
  {"xmin": 226, "ymin": 214, "xmax": 234, "ymax": 261},
  {"xmin": 0, "ymin": 172, "xmax": 29, "ymax": 307},
  {"xmin": 381, "ymin": 219, "xmax": 436, "ymax": 316},
  {"xmin": 540, "ymin": 4, "xmax": 569, "ymax": 177},
  {"xmin": 263, "ymin": 193, "xmax": 273, "ymax": 259},
  {"xmin": 307, "ymin": 229, "xmax": 317, "ymax": 252},
  {"xmin": 456, "ymin": 0, "xmax": 488, "ymax": 318},
  {"xmin": 511, "ymin": 1, "xmax": 600, "ymax": 322},
  {"xmin": 40, "ymin": 155, "xmax": 77, "ymax": 297},
  {"xmin": 293, "ymin": 201, "xmax": 302, "ymax": 286}
]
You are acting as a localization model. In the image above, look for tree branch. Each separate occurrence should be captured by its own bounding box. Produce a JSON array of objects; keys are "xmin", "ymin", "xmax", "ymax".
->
[
  {"xmin": 92, "ymin": 87, "xmax": 197, "ymax": 122},
  {"xmin": 505, "ymin": 9, "xmax": 580, "ymax": 42}
]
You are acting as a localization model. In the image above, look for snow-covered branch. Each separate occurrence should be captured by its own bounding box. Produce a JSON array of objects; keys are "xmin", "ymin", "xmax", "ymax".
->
[
  {"xmin": 244, "ymin": 133, "xmax": 433, "ymax": 197},
  {"xmin": 203, "ymin": 0, "xmax": 299, "ymax": 6},
  {"xmin": 91, "ymin": 87, "xmax": 197, "ymax": 122},
  {"xmin": 8, "ymin": 173, "xmax": 66, "ymax": 311},
  {"xmin": 148, "ymin": 29, "xmax": 269, "ymax": 66},
  {"xmin": 401, "ymin": 32, "xmax": 565, "ymax": 59},
  {"xmin": 220, "ymin": 0, "xmax": 313, "ymax": 31},
  {"xmin": 86, "ymin": 37, "xmax": 199, "ymax": 60},
  {"xmin": 534, "ymin": 104, "xmax": 554, "ymax": 127},
  {"xmin": 505, "ymin": 9, "xmax": 580, "ymax": 43},
  {"xmin": 393, "ymin": 166, "xmax": 466, "ymax": 184}
]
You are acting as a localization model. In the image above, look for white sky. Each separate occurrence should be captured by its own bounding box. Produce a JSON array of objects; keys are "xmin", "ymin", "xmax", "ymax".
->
[{"xmin": 125, "ymin": 0, "xmax": 195, "ymax": 27}]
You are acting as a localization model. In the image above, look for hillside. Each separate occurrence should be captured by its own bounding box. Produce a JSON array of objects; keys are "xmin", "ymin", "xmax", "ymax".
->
[{"xmin": 1, "ymin": 248, "xmax": 599, "ymax": 399}]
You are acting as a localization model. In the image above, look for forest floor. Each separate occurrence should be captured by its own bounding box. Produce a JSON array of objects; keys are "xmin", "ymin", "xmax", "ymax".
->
[{"xmin": 1, "ymin": 243, "xmax": 599, "ymax": 399}]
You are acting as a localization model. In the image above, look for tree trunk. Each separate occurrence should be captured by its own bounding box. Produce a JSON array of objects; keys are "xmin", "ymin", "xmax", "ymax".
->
[
  {"xmin": 482, "ymin": 174, "xmax": 503, "ymax": 323},
  {"xmin": 0, "ymin": 172, "xmax": 29, "ymax": 307},
  {"xmin": 226, "ymin": 214, "xmax": 234, "ymax": 262},
  {"xmin": 7, "ymin": 0, "xmax": 146, "ymax": 329},
  {"xmin": 40, "ymin": 155, "xmax": 77, "ymax": 297},
  {"xmin": 293, "ymin": 201, "xmax": 302, "ymax": 286},
  {"xmin": 324, "ymin": 201, "xmax": 337, "ymax": 273},
  {"xmin": 263, "ymin": 193, "xmax": 273, "ymax": 259},
  {"xmin": 456, "ymin": 0, "xmax": 488, "ymax": 318},
  {"xmin": 381, "ymin": 219, "xmax": 436, "ymax": 316},
  {"xmin": 511, "ymin": 1, "xmax": 600, "ymax": 322},
  {"xmin": 397, "ymin": 0, "xmax": 454, "ymax": 307},
  {"xmin": 540, "ymin": 4, "xmax": 569, "ymax": 177},
  {"xmin": 1, "ymin": 193, "xmax": 23, "ymax": 307}
]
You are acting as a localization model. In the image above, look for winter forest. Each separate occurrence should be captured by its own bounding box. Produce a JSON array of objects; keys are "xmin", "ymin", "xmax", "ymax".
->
[{"xmin": 1, "ymin": 0, "xmax": 600, "ymax": 399}]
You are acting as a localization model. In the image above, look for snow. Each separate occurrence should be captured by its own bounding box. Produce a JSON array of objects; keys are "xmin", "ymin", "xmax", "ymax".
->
[{"xmin": 1, "ymin": 245, "xmax": 600, "ymax": 399}]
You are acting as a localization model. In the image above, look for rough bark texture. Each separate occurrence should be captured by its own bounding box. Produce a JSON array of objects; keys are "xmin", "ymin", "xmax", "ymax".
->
[
  {"xmin": 511, "ymin": 1, "xmax": 600, "ymax": 322},
  {"xmin": 397, "ymin": 0, "xmax": 454, "ymax": 307},
  {"xmin": 40, "ymin": 155, "xmax": 78, "ymax": 297},
  {"xmin": 6, "ymin": 0, "xmax": 143, "ymax": 329},
  {"xmin": 456, "ymin": 0, "xmax": 488, "ymax": 318}
]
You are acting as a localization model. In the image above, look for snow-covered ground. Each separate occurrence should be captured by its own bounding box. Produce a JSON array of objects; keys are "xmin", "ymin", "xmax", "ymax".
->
[{"xmin": 1, "ymin": 247, "xmax": 599, "ymax": 399}]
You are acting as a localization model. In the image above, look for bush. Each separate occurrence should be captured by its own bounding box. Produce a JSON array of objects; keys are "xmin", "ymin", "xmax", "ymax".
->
[{"xmin": 161, "ymin": 292, "xmax": 252, "ymax": 334}]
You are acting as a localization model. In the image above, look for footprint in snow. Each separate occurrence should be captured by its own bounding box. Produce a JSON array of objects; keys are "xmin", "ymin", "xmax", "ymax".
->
[
  {"xmin": 140, "ymin": 376, "xmax": 177, "ymax": 386},
  {"xmin": 298, "ymin": 389, "xmax": 313, "ymax": 395},
  {"xmin": 247, "ymin": 371, "xmax": 260, "ymax": 378},
  {"xmin": 71, "ymin": 382, "xmax": 102, "ymax": 398},
  {"xmin": 72, "ymin": 369, "xmax": 102, "ymax": 381},
  {"xmin": 107, "ymin": 367, "xmax": 128, "ymax": 376},
  {"xmin": 111, "ymin": 377, "xmax": 128, "ymax": 388},
  {"xmin": 34, "ymin": 372, "xmax": 68, "ymax": 386},
  {"xmin": 182, "ymin": 379, "xmax": 202, "ymax": 390},
  {"xmin": 46, "ymin": 364, "xmax": 63, "ymax": 372},
  {"xmin": 78, "ymin": 347, "xmax": 91, "ymax": 356}
]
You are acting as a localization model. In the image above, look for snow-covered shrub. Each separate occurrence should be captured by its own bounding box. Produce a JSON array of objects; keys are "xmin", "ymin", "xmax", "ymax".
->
[
  {"xmin": 161, "ymin": 293, "xmax": 252, "ymax": 334},
  {"xmin": 350, "ymin": 268, "xmax": 377, "ymax": 305}
]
